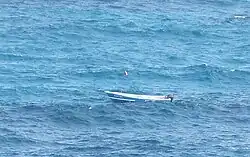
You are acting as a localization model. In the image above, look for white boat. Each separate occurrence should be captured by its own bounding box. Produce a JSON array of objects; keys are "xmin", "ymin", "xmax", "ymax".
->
[{"xmin": 104, "ymin": 91, "xmax": 173, "ymax": 102}]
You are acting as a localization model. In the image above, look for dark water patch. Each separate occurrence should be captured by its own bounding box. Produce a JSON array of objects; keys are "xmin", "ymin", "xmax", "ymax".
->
[
  {"xmin": 92, "ymin": 115, "xmax": 126, "ymax": 126},
  {"xmin": 93, "ymin": 24, "xmax": 127, "ymax": 36},
  {"xmin": 21, "ymin": 103, "xmax": 46, "ymax": 112},
  {"xmin": 106, "ymin": 131, "xmax": 122, "ymax": 135},
  {"xmin": 197, "ymin": 0, "xmax": 243, "ymax": 7},
  {"xmin": 123, "ymin": 20, "xmax": 138, "ymax": 28},
  {"xmin": 108, "ymin": 4, "xmax": 125, "ymax": 9},
  {"xmin": 147, "ymin": 23, "xmax": 208, "ymax": 40},
  {"xmin": 111, "ymin": 119, "xmax": 126, "ymax": 125},
  {"xmin": 128, "ymin": 137, "xmax": 162, "ymax": 144},
  {"xmin": 226, "ymin": 115, "xmax": 250, "ymax": 124},
  {"xmin": 159, "ymin": 108, "xmax": 175, "ymax": 116},
  {"xmin": 0, "ymin": 133, "xmax": 38, "ymax": 146},
  {"xmin": 64, "ymin": 145, "xmax": 114, "ymax": 157},
  {"xmin": 48, "ymin": 109, "xmax": 91, "ymax": 126},
  {"xmin": 225, "ymin": 102, "xmax": 250, "ymax": 112},
  {"xmin": 48, "ymin": 154, "xmax": 73, "ymax": 157},
  {"xmin": 68, "ymin": 68, "xmax": 124, "ymax": 80},
  {"xmin": 224, "ymin": 56, "xmax": 250, "ymax": 65},
  {"xmin": 125, "ymin": 69, "xmax": 177, "ymax": 82},
  {"xmin": 0, "ymin": 127, "xmax": 14, "ymax": 134},
  {"xmin": 0, "ymin": 53, "xmax": 55, "ymax": 64}
]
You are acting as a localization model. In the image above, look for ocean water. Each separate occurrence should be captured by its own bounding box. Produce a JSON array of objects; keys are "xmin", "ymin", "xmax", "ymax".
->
[{"xmin": 0, "ymin": 0, "xmax": 250, "ymax": 156}]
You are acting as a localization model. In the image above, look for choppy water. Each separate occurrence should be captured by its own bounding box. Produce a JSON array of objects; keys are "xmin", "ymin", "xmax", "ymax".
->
[{"xmin": 0, "ymin": 0, "xmax": 250, "ymax": 156}]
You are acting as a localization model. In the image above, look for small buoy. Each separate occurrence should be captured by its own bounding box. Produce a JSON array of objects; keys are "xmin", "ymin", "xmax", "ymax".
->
[
  {"xmin": 89, "ymin": 107, "xmax": 92, "ymax": 110},
  {"xmin": 124, "ymin": 71, "xmax": 128, "ymax": 76}
]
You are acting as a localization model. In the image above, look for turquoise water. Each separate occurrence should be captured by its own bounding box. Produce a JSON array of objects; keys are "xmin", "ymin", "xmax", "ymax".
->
[{"xmin": 0, "ymin": 0, "xmax": 250, "ymax": 156}]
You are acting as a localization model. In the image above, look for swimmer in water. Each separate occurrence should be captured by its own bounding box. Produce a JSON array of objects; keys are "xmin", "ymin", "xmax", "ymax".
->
[{"xmin": 124, "ymin": 71, "xmax": 128, "ymax": 76}]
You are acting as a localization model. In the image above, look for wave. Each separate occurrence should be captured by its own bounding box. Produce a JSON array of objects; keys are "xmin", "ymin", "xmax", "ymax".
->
[
  {"xmin": 92, "ymin": 20, "xmax": 207, "ymax": 40},
  {"xmin": 193, "ymin": 0, "xmax": 246, "ymax": 7},
  {"xmin": 0, "ymin": 53, "xmax": 54, "ymax": 63},
  {"xmin": 178, "ymin": 64, "xmax": 250, "ymax": 84}
]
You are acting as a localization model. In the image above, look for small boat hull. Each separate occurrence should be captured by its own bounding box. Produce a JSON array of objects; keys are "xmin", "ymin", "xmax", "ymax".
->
[{"xmin": 104, "ymin": 91, "xmax": 173, "ymax": 102}]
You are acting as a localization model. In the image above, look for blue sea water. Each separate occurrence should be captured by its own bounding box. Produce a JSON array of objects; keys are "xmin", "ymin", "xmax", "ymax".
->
[{"xmin": 0, "ymin": 0, "xmax": 250, "ymax": 156}]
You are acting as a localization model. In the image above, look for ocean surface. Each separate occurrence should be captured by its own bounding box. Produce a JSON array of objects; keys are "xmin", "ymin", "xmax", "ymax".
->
[{"xmin": 0, "ymin": 0, "xmax": 250, "ymax": 156}]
